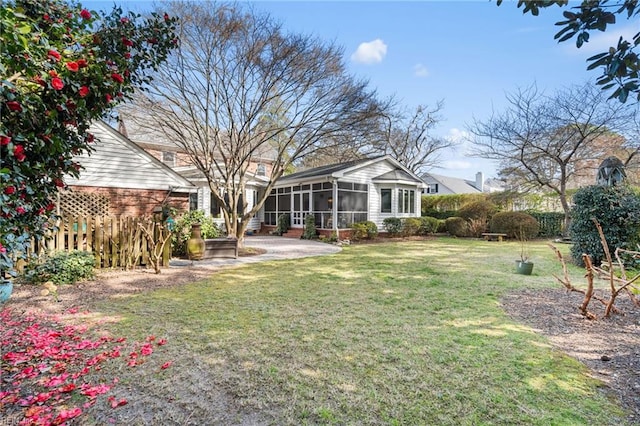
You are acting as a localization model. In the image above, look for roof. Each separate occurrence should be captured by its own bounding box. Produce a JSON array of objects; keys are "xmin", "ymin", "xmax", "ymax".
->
[
  {"xmin": 279, "ymin": 156, "xmax": 384, "ymax": 181},
  {"xmin": 422, "ymin": 172, "xmax": 481, "ymax": 194},
  {"xmin": 67, "ymin": 121, "xmax": 196, "ymax": 192}
]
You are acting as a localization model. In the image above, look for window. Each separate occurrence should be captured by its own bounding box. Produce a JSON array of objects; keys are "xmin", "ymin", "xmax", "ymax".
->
[
  {"xmin": 398, "ymin": 189, "xmax": 416, "ymax": 214},
  {"xmin": 210, "ymin": 193, "xmax": 221, "ymax": 217},
  {"xmin": 256, "ymin": 163, "xmax": 266, "ymax": 176},
  {"xmin": 161, "ymin": 151, "xmax": 175, "ymax": 167},
  {"xmin": 380, "ymin": 189, "xmax": 392, "ymax": 213},
  {"xmin": 189, "ymin": 193, "xmax": 198, "ymax": 211},
  {"xmin": 427, "ymin": 183, "xmax": 439, "ymax": 194}
]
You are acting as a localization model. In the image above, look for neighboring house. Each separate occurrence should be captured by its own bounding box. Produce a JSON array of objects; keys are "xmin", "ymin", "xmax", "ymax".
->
[
  {"xmin": 421, "ymin": 172, "xmax": 486, "ymax": 195},
  {"xmin": 64, "ymin": 121, "xmax": 196, "ymax": 217},
  {"xmin": 262, "ymin": 155, "xmax": 426, "ymax": 235}
]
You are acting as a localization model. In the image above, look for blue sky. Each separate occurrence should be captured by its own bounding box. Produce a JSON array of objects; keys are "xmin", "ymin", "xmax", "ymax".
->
[{"xmin": 86, "ymin": 0, "xmax": 637, "ymax": 179}]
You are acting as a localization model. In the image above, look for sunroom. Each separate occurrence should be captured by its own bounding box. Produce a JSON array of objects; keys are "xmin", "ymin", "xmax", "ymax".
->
[{"xmin": 262, "ymin": 156, "xmax": 426, "ymax": 235}]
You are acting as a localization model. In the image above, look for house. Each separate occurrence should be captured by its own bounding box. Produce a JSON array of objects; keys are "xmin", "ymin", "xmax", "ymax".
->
[
  {"xmin": 64, "ymin": 121, "xmax": 196, "ymax": 217},
  {"xmin": 262, "ymin": 155, "xmax": 426, "ymax": 236},
  {"xmin": 421, "ymin": 171, "xmax": 486, "ymax": 195},
  {"xmin": 118, "ymin": 119, "xmax": 276, "ymax": 233}
]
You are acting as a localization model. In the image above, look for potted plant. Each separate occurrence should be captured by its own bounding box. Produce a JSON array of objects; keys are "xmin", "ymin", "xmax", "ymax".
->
[{"xmin": 515, "ymin": 228, "xmax": 534, "ymax": 275}]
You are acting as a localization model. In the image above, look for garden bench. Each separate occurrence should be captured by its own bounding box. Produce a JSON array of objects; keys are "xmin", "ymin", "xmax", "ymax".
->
[
  {"xmin": 482, "ymin": 233, "xmax": 508, "ymax": 242},
  {"xmin": 203, "ymin": 238, "xmax": 239, "ymax": 259}
]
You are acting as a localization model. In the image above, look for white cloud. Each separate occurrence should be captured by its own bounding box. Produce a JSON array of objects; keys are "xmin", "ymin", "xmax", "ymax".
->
[
  {"xmin": 351, "ymin": 39, "xmax": 387, "ymax": 64},
  {"xmin": 413, "ymin": 64, "xmax": 429, "ymax": 78},
  {"xmin": 446, "ymin": 128, "xmax": 470, "ymax": 144}
]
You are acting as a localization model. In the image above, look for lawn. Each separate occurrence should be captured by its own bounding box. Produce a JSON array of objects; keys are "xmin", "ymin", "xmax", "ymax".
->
[{"xmin": 86, "ymin": 237, "xmax": 626, "ymax": 425}]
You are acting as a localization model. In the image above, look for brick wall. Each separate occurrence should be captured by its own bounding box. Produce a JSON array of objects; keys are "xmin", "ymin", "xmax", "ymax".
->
[{"xmin": 68, "ymin": 186, "xmax": 189, "ymax": 216}]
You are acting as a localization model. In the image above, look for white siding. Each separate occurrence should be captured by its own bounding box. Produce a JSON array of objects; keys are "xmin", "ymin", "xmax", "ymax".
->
[
  {"xmin": 67, "ymin": 122, "xmax": 192, "ymax": 190},
  {"xmin": 342, "ymin": 161, "xmax": 422, "ymax": 230}
]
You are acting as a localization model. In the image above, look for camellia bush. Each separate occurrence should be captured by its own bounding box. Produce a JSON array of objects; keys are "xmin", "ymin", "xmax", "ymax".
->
[
  {"xmin": 569, "ymin": 185, "xmax": 640, "ymax": 266},
  {"xmin": 0, "ymin": 0, "xmax": 178, "ymax": 276}
]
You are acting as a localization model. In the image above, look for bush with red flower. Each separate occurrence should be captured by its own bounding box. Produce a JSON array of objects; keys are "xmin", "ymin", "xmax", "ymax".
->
[{"xmin": 0, "ymin": 0, "xmax": 177, "ymax": 277}]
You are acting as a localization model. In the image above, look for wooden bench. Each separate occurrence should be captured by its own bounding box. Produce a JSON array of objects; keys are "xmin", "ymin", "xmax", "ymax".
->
[
  {"xmin": 482, "ymin": 233, "xmax": 507, "ymax": 242},
  {"xmin": 203, "ymin": 238, "xmax": 239, "ymax": 259}
]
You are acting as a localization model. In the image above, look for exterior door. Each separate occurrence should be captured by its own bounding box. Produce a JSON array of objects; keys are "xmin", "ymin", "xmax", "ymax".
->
[{"xmin": 292, "ymin": 191, "xmax": 311, "ymax": 227}]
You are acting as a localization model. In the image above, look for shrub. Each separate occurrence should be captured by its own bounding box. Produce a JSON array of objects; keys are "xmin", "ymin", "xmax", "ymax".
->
[
  {"xmin": 276, "ymin": 213, "xmax": 291, "ymax": 236},
  {"xmin": 23, "ymin": 251, "xmax": 95, "ymax": 285},
  {"xmin": 489, "ymin": 212, "xmax": 539, "ymax": 239},
  {"xmin": 569, "ymin": 185, "xmax": 640, "ymax": 266},
  {"xmin": 172, "ymin": 210, "xmax": 223, "ymax": 256},
  {"xmin": 457, "ymin": 201, "xmax": 498, "ymax": 222},
  {"xmin": 302, "ymin": 215, "xmax": 317, "ymax": 240},
  {"xmin": 402, "ymin": 217, "xmax": 422, "ymax": 236},
  {"xmin": 527, "ymin": 212, "xmax": 565, "ymax": 238},
  {"xmin": 445, "ymin": 217, "xmax": 468, "ymax": 237},
  {"xmin": 419, "ymin": 216, "xmax": 441, "ymax": 235},
  {"xmin": 383, "ymin": 217, "xmax": 403, "ymax": 236},
  {"xmin": 350, "ymin": 221, "xmax": 378, "ymax": 240}
]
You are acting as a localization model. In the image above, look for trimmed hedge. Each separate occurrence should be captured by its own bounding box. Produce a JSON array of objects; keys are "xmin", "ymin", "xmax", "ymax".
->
[
  {"xmin": 527, "ymin": 212, "xmax": 565, "ymax": 238},
  {"xmin": 489, "ymin": 211, "xmax": 539, "ymax": 239},
  {"xmin": 445, "ymin": 217, "xmax": 468, "ymax": 237}
]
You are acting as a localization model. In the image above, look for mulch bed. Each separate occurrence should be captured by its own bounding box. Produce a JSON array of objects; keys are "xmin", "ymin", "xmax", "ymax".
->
[{"xmin": 502, "ymin": 288, "xmax": 640, "ymax": 423}]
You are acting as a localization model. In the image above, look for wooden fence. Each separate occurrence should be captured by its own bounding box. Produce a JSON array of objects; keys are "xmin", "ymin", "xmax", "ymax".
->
[{"xmin": 30, "ymin": 215, "xmax": 171, "ymax": 269}]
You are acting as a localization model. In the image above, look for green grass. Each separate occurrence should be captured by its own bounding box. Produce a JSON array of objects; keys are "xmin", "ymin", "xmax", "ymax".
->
[{"xmin": 92, "ymin": 238, "xmax": 627, "ymax": 425}]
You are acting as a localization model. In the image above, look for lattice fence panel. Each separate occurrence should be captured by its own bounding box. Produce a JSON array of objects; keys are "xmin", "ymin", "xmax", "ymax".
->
[{"xmin": 59, "ymin": 190, "xmax": 110, "ymax": 217}]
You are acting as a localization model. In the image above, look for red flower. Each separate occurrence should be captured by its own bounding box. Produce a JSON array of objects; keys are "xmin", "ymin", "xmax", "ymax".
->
[
  {"xmin": 78, "ymin": 86, "xmax": 90, "ymax": 97},
  {"xmin": 86, "ymin": 133, "xmax": 94, "ymax": 143},
  {"xmin": 160, "ymin": 361, "xmax": 172, "ymax": 370},
  {"xmin": 0, "ymin": 243, "xmax": 5, "ymax": 253},
  {"xmin": 46, "ymin": 202, "xmax": 56, "ymax": 211},
  {"xmin": 49, "ymin": 70, "xmax": 59, "ymax": 78},
  {"xmin": 16, "ymin": 207, "xmax": 26, "ymax": 215},
  {"xmin": 53, "ymin": 178, "xmax": 65, "ymax": 188},
  {"xmin": 121, "ymin": 37, "xmax": 133, "ymax": 47},
  {"xmin": 164, "ymin": 13, "xmax": 169, "ymax": 21},
  {"xmin": 124, "ymin": 52, "xmax": 131, "ymax": 59},
  {"xmin": 105, "ymin": 94, "xmax": 112, "ymax": 103},
  {"xmin": 6, "ymin": 101, "xmax": 22, "ymax": 112},
  {"xmin": 66, "ymin": 62, "xmax": 79, "ymax": 72},
  {"xmin": 0, "ymin": 135, "xmax": 10, "ymax": 145},
  {"xmin": 77, "ymin": 58, "xmax": 88, "ymax": 68},
  {"xmin": 111, "ymin": 73, "xmax": 124, "ymax": 83},
  {"xmin": 47, "ymin": 49, "xmax": 61, "ymax": 61},
  {"xmin": 51, "ymin": 77, "xmax": 64, "ymax": 90},
  {"xmin": 120, "ymin": 17, "xmax": 129, "ymax": 24},
  {"xmin": 80, "ymin": 9, "xmax": 91, "ymax": 20},
  {"xmin": 4, "ymin": 186, "xmax": 16, "ymax": 195},
  {"xmin": 13, "ymin": 145, "xmax": 26, "ymax": 161}
]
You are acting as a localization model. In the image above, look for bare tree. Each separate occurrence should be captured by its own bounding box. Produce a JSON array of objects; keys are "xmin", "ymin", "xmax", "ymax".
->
[
  {"xmin": 468, "ymin": 83, "xmax": 638, "ymax": 226},
  {"xmin": 371, "ymin": 102, "xmax": 453, "ymax": 174},
  {"xmin": 125, "ymin": 1, "xmax": 384, "ymax": 241}
]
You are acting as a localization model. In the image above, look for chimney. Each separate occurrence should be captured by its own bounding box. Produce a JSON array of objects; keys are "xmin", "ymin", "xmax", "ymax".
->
[{"xmin": 475, "ymin": 172, "xmax": 484, "ymax": 192}]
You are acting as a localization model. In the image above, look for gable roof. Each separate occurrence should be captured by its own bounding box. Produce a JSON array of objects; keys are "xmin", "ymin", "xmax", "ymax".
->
[
  {"xmin": 278, "ymin": 155, "xmax": 425, "ymax": 186},
  {"xmin": 422, "ymin": 172, "xmax": 482, "ymax": 194},
  {"xmin": 66, "ymin": 121, "xmax": 196, "ymax": 191}
]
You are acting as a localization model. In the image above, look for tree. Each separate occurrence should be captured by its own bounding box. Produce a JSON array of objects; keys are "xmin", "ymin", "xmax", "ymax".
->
[
  {"xmin": 372, "ymin": 101, "xmax": 453, "ymax": 174},
  {"xmin": 0, "ymin": 0, "xmax": 177, "ymax": 275},
  {"xmin": 468, "ymin": 83, "xmax": 637, "ymax": 227},
  {"xmin": 498, "ymin": 0, "xmax": 640, "ymax": 102},
  {"xmin": 124, "ymin": 1, "xmax": 384, "ymax": 241}
]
